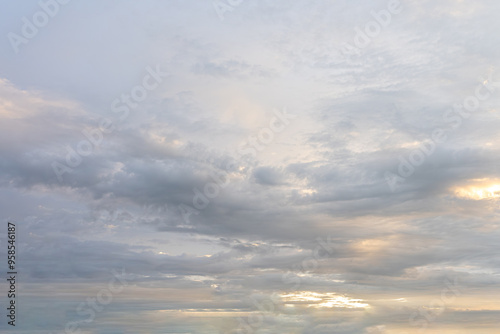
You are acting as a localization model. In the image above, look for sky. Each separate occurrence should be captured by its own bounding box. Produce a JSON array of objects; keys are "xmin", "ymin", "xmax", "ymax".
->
[{"xmin": 1, "ymin": 0, "xmax": 500, "ymax": 333}]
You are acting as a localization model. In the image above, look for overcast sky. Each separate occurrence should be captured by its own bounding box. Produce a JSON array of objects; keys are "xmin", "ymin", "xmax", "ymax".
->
[{"xmin": 1, "ymin": 0, "xmax": 500, "ymax": 333}]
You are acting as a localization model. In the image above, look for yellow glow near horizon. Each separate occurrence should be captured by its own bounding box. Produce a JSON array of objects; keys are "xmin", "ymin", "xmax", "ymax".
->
[
  {"xmin": 453, "ymin": 179, "xmax": 500, "ymax": 200},
  {"xmin": 279, "ymin": 291, "xmax": 370, "ymax": 309}
]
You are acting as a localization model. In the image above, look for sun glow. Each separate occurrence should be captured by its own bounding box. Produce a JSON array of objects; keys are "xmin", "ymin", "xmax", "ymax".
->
[
  {"xmin": 279, "ymin": 292, "xmax": 370, "ymax": 309},
  {"xmin": 453, "ymin": 179, "xmax": 500, "ymax": 200}
]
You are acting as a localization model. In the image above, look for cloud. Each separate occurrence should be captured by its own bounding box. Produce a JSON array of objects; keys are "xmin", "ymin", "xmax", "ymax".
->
[{"xmin": 1, "ymin": 0, "xmax": 500, "ymax": 333}]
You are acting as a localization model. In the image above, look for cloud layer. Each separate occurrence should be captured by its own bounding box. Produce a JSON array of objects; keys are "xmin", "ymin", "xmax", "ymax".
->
[{"xmin": 1, "ymin": 0, "xmax": 500, "ymax": 333}]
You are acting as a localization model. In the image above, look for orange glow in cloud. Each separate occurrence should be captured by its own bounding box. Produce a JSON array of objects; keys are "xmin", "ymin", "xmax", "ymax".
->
[{"xmin": 453, "ymin": 179, "xmax": 500, "ymax": 200}]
